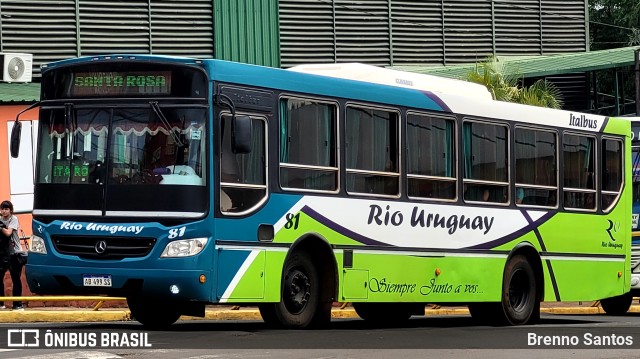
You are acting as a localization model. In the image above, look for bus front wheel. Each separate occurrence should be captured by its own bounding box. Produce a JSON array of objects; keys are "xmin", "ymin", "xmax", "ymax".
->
[
  {"xmin": 600, "ymin": 292, "xmax": 633, "ymax": 315},
  {"xmin": 260, "ymin": 251, "xmax": 329, "ymax": 328},
  {"xmin": 127, "ymin": 296, "xmax": 181, "ymax": 329}
]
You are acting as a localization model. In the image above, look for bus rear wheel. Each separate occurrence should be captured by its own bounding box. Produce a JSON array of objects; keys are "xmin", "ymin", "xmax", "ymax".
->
[
  {"xmin": 470, "ymin": 255, "xmax": 539, "ymax": 325},
  {"xmin": 127, "ymin": 296, "xmax": 181, "ymax": 329},
  {"xmin": 500, "ymin": 254, "xmax": 538, "ymax": 325},
  {"xmin": 260, "ymin": 251, "xmax": 330, "ymax": 328},
  {"xmin": 600, "ymin": 292, "xmax": 633, "ymax": 315}
]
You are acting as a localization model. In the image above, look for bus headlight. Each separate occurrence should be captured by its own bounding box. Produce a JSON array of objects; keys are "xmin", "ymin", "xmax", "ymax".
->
[
  {"xmin": 30, "ymin": 235, "xmax": 47, "ymax": 254},
  {"xmin": 160, "ymin": 238, "xmax": 208, "ymax": 257}
]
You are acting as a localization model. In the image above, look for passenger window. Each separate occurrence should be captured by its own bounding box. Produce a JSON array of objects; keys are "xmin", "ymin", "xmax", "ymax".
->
[
  {"xmin": 345, "ymin": 105, "xmax": 399, "ymax": 196},
  {"xmin": 601, "ymin": 138, "xmax": 623, "ymax": 212},
  {"xmin": 406, "ymin": 113, "xmax": 456, "ymax": 200},
  {"xmin": 515, "ymin": 127, "xmax": 557, "ymax": 207},
  {"xmin": 279, "ymin": 98, "xmax": 338, "ymax": 192},
  {"xmin": 563, "ymin": 134, "xmax": 596, "ymax": 210},
  {"xmin": 220, "ymin": 114, "xmax": 267, "ymax": 214},
  {"xmin": 462, "ymin": 120, "xmax": 509, "ymax": 204}
]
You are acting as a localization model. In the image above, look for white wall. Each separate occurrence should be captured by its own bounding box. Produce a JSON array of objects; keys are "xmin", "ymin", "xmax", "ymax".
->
[{"xmin": 7, "ymin": 120, "xmax": 37, "ymax": 213}]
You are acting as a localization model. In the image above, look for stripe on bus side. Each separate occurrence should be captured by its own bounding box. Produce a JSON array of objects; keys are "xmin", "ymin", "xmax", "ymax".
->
[
  {"xmin": 215, "ymin": 241, "xmax": 624, "ymax": 263},
  {"xmin": 215, "ymin": 243, "xmax": 289, "ymax": 302},
  {"xmin": 521, "ymin": 209, "xmax": 561, "ymax": 301},
  {"xmin": 217, "ymin": 249, "xmax": 259, "ymax": 303},
  {"xmin": 215, "ymin": 240, "xmax": 623, "ymax": 303}
]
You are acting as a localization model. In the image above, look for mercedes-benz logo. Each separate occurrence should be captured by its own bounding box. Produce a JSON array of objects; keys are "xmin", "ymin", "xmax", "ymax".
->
[{"xmin": 94, "ymin": 240, "xmax": 108, "ymax": 254}]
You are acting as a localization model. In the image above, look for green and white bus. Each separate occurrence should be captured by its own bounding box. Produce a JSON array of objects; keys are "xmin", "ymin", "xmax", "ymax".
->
[{"xmin": 11, "ymin": 56, "xmax": 631, "ymax": 328}]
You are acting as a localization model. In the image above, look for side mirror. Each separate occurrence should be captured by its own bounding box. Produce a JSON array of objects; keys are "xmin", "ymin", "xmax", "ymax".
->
[
  {"xmin": 232, "ymin": 115, "xmax": 252, "ymax": 154},
  {"xmin": 10, "ymin": 120, "xmax": 22, "ymax": 158}
]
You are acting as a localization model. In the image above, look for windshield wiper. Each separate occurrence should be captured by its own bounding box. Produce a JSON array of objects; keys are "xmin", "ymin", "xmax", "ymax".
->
[
  {"xmin": 64, "ymin": 103, "xmax": 76, "ymax": 159},
  {"xmin": 150, "ymin": 101, "xmax": 184, "ymax": 147}
]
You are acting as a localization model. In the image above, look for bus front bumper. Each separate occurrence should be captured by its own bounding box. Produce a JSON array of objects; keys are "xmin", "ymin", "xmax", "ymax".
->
[{"xmin": 26, "ymin": 264, "xmax": 214, "ymax": 302}]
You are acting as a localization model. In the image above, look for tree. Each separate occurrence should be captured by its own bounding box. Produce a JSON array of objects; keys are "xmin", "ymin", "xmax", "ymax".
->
[
  {"xmin": 464, "ymin": 56, "xmax": 563, "ymax": 109},
  {"xmin": 516, "ymin": 80, "xmax": 563, "ymax": 109},
  {"xmin": 590, "ymin": 0, "xmax": 640, "ymax": 50},
  {"xmin": 589, "ymin": 0, "xmax": 640, "ymax": 115}
]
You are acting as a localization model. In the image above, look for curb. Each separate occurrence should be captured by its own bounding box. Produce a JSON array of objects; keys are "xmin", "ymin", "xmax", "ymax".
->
[
  {"xmin": 0, "ymin": 310, "xmax": 131, "ymax": 323},
  {"xmin": 0, "ymin": 305, "xmax": 637, "ymax": 323}
]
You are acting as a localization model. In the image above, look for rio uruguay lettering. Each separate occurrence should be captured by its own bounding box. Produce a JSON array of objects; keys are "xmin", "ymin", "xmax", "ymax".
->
[{"xmin": 367, "ymin": 204, "xmax": 495, "ymax": 235}]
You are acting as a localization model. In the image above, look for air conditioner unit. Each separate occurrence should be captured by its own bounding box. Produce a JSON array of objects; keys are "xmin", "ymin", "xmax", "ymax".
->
[{"xmin": 0, "ymin": 53, "xmax": 33, "ymax": 83}]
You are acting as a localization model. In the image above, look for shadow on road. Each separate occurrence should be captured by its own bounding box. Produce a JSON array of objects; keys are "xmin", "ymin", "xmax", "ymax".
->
[{"xmin": 73, "ymin": 313, "xmax": 607, "ymax": 332}]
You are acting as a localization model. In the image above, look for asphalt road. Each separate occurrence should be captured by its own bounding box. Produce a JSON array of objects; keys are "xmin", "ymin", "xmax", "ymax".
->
[{"xmin": 0, "ymin": 312, "xmax": 639, "ymax": 358}]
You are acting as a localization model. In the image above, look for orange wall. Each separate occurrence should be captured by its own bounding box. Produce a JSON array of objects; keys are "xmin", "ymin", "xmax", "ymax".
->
[{"xmin": 0, "ymin": 104, "xmax": 39, "ymax": 237}]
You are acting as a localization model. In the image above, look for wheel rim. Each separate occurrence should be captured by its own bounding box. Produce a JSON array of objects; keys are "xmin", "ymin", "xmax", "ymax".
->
[
  {"xmin": 508, "ymin": 268, "xmax": 530, "ymax": 312},
  {"xmin": 283, "ymin": 268, "xmax": 311, "ymax": 314}
]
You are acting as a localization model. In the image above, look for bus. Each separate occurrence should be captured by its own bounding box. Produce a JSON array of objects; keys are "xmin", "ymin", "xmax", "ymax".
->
[
  {"xmin": 625, "ymin": 119, "xmax": 640, "ymax": 309},
  {"xmin": 9, "ymin": 55, "xmax": 631, "ymax": 328},
  {"xmin": 597, "ymin": 117, "xmax": 640, "ymax": 315}
]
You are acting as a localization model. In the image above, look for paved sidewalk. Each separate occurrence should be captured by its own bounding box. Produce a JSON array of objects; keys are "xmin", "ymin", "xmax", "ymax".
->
[{"xmin": 0, "ymin": 301, "xmax": 638, "ymax": 323}]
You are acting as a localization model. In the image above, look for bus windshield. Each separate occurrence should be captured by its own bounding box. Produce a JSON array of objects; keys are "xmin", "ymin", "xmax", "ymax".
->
[
  {"xmin": 36, "ymin": 105, "xmax": 207, "ymax": 186},
  {"xmin": 33, "ymin": 60, "xmax": 210, "ymax": 217}
]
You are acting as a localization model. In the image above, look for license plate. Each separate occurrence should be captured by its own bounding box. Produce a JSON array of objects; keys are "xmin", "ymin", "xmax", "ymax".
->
[{"xmin": 83, "ymin": 275, "xmax": 112, "ymax": 287}]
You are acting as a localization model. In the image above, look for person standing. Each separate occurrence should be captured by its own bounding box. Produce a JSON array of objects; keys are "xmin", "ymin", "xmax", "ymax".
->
[{"xmin": 0, "ymin": 200, "xmax": 25, "ymax": 310}]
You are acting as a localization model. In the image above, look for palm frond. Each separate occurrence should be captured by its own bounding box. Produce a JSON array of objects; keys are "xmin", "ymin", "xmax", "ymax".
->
[{"xmin": 464, "ymin": 57, "xmax": 562, "ymax": 109}]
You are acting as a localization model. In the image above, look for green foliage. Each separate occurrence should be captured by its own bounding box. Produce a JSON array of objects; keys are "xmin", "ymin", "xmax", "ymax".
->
[
  {"xmin": 465, "ymin": 56, "xmax": 518, "ymax": 102},
  {"xmin": 464, "ymin": 56, "xmax": 563, "ymax": 109},
  {"xmin": 589, "ymin": 0, "xmax": 640, "ymax": 50},
  {"xmin": 516, "ymin": 80, "xmax": 563, "ymax": 109},
  {"xmin": 589, "ymin": 0, "xmax": 639, "ymax": 115}
]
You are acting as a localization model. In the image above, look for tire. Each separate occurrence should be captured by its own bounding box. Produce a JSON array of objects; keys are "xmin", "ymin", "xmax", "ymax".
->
[
  {"xmin": 264, "ymin": 251, "xmax": 330, "ymax": 328},
  {"xmin": 353, "ymin": 303, "xmax": 414, "ymax": 326},
  {"xmin": 127, "ymin": 296, "xmax": 181, "ymax": 329},
  {"xmin": 469, "ymin": 255, "xmax": 539, "ymax": 326},
  {"xmin": 499, "ymin": 254, "xmax": 539, "ymax": 325},
  {"xmin": 600, "ymin": 292, "xmax": 633, "ymax": 315}
]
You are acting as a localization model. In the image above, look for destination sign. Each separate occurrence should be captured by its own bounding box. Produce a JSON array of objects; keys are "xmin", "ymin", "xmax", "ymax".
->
[
  {"xmin": 71, "ymin": 71, "xmax": 172, "ymax": 97},
  {"xmin": 52, "ymin": 159, "xmax": 90, "ymax": 184}
]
